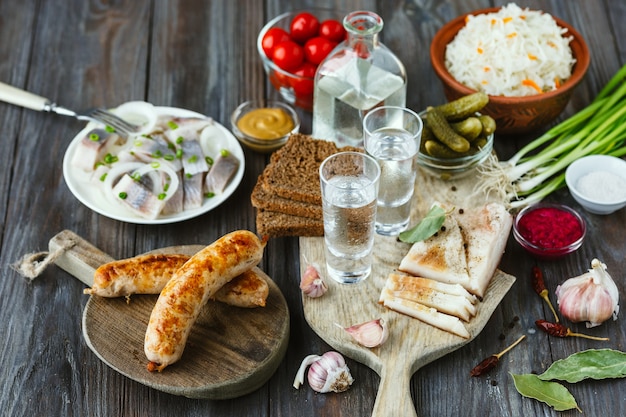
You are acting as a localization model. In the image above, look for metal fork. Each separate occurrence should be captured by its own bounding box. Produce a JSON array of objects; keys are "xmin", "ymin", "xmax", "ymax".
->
[{"xmin": 0, "ymin": 81, "xmax": 140, "ymax": 136}]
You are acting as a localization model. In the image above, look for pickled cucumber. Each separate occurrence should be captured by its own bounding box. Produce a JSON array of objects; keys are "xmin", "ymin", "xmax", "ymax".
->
[
  {"xmin": 435, "ymin": 92, "xmax": 489, "ymax": 121},
  {"xmin": 478, "ymin": 115, "xmax": 497, "ymax": 136},
  {"xmin": 450, "ymin": 117, "xmax": 482, "ymax": 140},
  {"xmin": 425, "ymin": 107, "xmax": 470, "ymax": 153},
  {"xmin": 424, "ymin": 140, "xmax": 477, "ymax": 159}
]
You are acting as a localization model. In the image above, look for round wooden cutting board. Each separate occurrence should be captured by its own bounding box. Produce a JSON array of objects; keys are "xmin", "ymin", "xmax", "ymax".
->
[{"xmin": 50, "ymin": 233, "xmax": 289, "ymax": 399}]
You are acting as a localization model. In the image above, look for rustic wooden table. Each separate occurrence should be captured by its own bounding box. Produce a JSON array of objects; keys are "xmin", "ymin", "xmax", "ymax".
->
[{"xmin": 1, "ymin": 0, "xmax": 624, "ymax": 416}]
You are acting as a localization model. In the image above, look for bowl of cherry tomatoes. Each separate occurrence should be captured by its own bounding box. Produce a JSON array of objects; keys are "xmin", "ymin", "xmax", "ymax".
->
[{"xmin": 258, "ymin": 9, "xmax": 347, "ymax": 111}]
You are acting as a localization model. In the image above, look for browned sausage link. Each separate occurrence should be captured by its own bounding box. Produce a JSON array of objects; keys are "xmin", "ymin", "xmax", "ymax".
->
[
  {"xmin": 87, "ymin": 254, "xmax": 269, "ymax": 308},
  {"xmin": 144, "ymin": 230, "xmax": 265, "ymax": 371},
  {"xmin": 212, "ymin": 267, "xmax": 269, "ymax": 308},
  {"xmin": 85, "ymin": 254, "xmax": 190, "ymax": 297}
]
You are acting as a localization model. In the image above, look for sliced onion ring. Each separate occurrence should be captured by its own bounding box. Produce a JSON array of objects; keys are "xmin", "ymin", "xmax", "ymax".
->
[
  {"xmin": 131, "ymin": 162, "xmax": 180, "ymax": 203},
  {"xmin": 112, "ymin": 101, "xmax": 159, "ymax": 136}
]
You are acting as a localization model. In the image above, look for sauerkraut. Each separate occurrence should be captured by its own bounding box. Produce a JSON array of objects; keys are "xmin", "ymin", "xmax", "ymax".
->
[{"xmin": 445, "ymin": 3, "xmax": 576, "ymax": 97}]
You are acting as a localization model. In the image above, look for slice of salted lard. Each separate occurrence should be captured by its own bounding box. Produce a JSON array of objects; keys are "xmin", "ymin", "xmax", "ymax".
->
[
  {"xmin": 399, "ymin": 212, "xmax": 471, "ymax": 289},
  {"xmin": 455, "ymin": 202, "xmax": 513, "ymax": 298},
  {"xmin": 380, "ymin": 273, "xmax": 477, "ymax": 322},
  {"xmin": 382, "ymin": 296, "xmax": 470, "ymax": 339}
]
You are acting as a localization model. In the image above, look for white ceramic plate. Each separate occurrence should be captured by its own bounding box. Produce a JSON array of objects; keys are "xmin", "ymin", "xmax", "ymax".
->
[{"xmin": 63, "ymin": 106, "xmax": 245, "ymax": 224}]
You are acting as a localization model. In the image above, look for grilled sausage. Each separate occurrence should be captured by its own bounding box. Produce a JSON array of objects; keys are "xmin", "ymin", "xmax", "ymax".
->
[
  {"xmin": 85, "ymin": 254, "xmax": 189, "ymax": 297},
  {"xmin": 144, "ymin": 230, "xmax": 265, "ymax": 371},
  {"xmin": 86, "ymin": 254, "xmax": 269, "ymax": 308}
]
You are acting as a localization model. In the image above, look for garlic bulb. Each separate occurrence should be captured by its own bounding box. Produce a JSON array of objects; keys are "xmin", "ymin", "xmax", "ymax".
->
[
  {"xmin": 300, "ymin": 264, "xmax": 328, "ymax": 298},
  {"xmin": 293, "ymin": 351, "xmax": 354, "ymax": 393},
  {"xmin": 556, "ymin": 259, "xmax": 620, "ymax": 328},
  {"xmin": 340, "ymin": 318, "xmax": 389, "ymax": 348}
]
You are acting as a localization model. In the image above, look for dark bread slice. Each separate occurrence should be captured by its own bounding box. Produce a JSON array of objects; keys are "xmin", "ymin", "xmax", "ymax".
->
[
  {"xmin": 261, "ymin": 133, "xmax": 342, "ymax": 205},
  {"xmin": 256, "ymin": 209, "xmax": 324, "ymax": 238},
  {"xmin": 251, "ymin": 173, "xmax": 322, "ymax": 219}
]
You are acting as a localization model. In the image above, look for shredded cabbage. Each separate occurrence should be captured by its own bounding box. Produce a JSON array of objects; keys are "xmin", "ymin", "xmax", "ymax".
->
[{"xmin": 445, "ymin": 3, "xmax": 576, "ymax": 97}]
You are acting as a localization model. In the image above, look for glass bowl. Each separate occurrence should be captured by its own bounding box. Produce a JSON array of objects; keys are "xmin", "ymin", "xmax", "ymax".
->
[
  {"xmin": 230, "ymin": 100, "xmax": 300, "ymax": 153},
  {"xmin": 513, "ymin": 203, "xmax": 586, "ymax": 260},
  {"xmin": 257, "ymin": 9, "xmax": 346, "ymax": 111},
  {"xmin": 565, "ymin": 155, "xmax": 626, "ymax": 215},
  {"xmin": 416, "ymin": 111, "xmax": 494, "ymax": 180}
]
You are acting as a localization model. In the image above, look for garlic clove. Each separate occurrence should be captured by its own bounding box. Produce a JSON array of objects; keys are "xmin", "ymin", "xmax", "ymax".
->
[
  {"xmin": 555, "ymin": 258, "xmax": 620, "ymax": 328},
  {"xmin": 293, "ymin": 351, "xmax": 354, "ymax": 393},
  {"xmin": 300, "ymin": 264, "xmax": 328, "ymax": 298},
  {"xmin": 341, "ymin": 318, "xmax": 389, "ymax": 348}
]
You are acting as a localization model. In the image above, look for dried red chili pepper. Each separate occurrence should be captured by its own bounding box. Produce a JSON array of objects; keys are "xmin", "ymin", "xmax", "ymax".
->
[
  {"xmin": 531, "ymin": 266, "xmax": 559, "ymax": 322},
  {"xmin": 470, "ymin": 335, "xmax": 526, "ymax": 377},
  {"xmin": 535, "ymin": 319, "xmax": 609, "ymax": 341}
]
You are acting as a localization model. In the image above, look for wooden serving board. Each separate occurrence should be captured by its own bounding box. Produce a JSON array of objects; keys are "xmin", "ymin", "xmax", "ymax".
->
[
  {"xmin": 299, "ymin": 167, "xmax": 516, "ymax": 417},
  {"xmin": 49, "ymin": 230, "xmax": 290, "ymax": 399}
]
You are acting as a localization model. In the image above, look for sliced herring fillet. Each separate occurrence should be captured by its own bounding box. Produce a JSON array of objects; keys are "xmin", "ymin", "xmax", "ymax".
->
[
  {"xmin": 383, "ymin": 296, "xmax": 470, "ymax": 339},
  {"xmin": 385, "ymin": 272, "xmax": 478, "ymax": 304},
  {"xmin": 380, "ymin": 285, "xmax": 475, "ymax": 322},
  {"xmin": 399, "ymin": 213, "xmax": 470, "ymax": 288},
  {"xmin": 455, "ymin": 202, "xmax": 513, "ymax": 298}
]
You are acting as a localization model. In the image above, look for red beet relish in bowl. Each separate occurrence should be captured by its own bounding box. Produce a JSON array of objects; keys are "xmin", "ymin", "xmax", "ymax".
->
[{"xmin": 513, "ymin": 203, "xmax": 586, "ymax": 260}]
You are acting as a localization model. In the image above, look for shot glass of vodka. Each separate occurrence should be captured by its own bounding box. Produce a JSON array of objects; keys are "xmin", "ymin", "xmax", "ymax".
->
[{"xmin": 363, "ymin": 106, "xmax": 423, "ymax": 236}]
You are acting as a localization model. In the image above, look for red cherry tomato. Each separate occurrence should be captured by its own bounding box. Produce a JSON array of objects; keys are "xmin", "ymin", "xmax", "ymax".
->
[
  {"xmin": 290, "ymin": 12, "xmax": 320, "ymax": 43},
  {"xmin": 261, "ymin": 27, "xmax": 291, "ymax": 57},
  {"xmin": 319, "ymin": 19, "xmax": 346, "ymax": 43},
  {"xmin": 272, "ymin": 40, "xmax": 304, "ymax": 71},
  {"xmin": 291, "ymin": 62, "xmax": 317, "ymax": 95},
  {"xmin": 303, "ymin": 37, "xmax": 336, "ymax": 65}
]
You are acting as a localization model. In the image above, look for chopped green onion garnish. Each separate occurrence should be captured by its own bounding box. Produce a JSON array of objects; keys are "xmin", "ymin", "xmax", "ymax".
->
[
  {"xmin": 205, "ymin": 192, "xmax": 215, "ymax": 198},
  {"xmin": 168, "ymin": 121, "xmax": 179, "ymax": 130},
  {"xmin": 220, "ymin": 149, "xmax": 229, "ymax": 157},
  {"xmin": 131, "ymin": 172, "xmax": 142, "ymax": 181},
  {"xmin": 205, "ymin": 156, "xmax": 214, "ymax": 165},
  {"xmin": 176, "ymin": 149, "xmax": 183, "ymax": 159},
  {"xmin": 99, "ymin": 173, "xmax": 108, "ymax": 182},
  {"xmin": 118, "ymin": 192, "xmax": 128, "ymax": 200},
  {"xmin": 152, "ymin": 150, "xmax": 163, "ymax": 158},
  {"xmin": 151, "ymin": 162, "xmax": 160, "ymax": 168},
  {"xmin": 185, "ymin": 173, "xmax": 192, "ymax": 178},
  {"xmin": 105, "ymin": 125, "xmax": 115, "ymax": 133},
  {"xmin": 103, "ymin": 153, "xmax": 118, "ymax": 164},
  {"xmin": 176, "ymin": 136, "xmax": 184, "ymax": 144},
  {"xmin": 158, "ymin": 193, "xmax": 167, "ymax": 200},
  {"xmin": 188, "ymin": 155, "xmax": 198, "ymax": 163},
  {"xmin": 164, "ymin": 154, "xmax": 175, "ymax": 161},
  {"xmin": 89, "ymin": 133, "xmax": 100, "ymax": 141}
]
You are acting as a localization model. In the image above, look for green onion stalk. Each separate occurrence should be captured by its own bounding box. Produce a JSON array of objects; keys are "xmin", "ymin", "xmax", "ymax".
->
[{"xmin": 479, "ymin": 63, "xmax": 626, "ymax": 209}]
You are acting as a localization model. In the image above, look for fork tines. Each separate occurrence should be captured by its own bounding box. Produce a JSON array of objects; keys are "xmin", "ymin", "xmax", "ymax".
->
[{"xmin": 89, "ymin": 108, "xmax": 140, "ymax": 135}]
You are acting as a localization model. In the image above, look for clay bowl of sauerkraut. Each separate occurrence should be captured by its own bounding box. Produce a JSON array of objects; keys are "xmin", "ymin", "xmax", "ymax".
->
[{"xmin": 430, "ymin": 5, "xmax": 589, "ymax": 135}]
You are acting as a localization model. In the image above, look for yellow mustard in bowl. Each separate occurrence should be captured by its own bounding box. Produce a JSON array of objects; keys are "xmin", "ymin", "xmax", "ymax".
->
[
  {"xmin": 237, "ymin": 107, "xmax": 295, "ymax": 140},
  {"xmin": 231, "ymin": 100, "xmax": 300, "ymax": 153}
]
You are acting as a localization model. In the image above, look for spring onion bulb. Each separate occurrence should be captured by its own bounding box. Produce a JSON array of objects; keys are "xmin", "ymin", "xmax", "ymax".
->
[{"xmin": 479, "ymin": 63, "xmax": 626, "ymax": 209}]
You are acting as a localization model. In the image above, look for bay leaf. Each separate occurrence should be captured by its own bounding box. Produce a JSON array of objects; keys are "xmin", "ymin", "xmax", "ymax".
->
[
  {"xmin": 510, "ymin": 373, "xmax": 581, "ymax": 412},
  {"xmin": 398, "ymin": 205, "xmax": 445, "ymax": 243},
  {"xmin": 538, "ymin": 349, "xmax": 626, "ymax": 383}
]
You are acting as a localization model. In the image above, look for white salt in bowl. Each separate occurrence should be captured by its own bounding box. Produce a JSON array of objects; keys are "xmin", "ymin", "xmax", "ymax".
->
[{"xmin": 565, "ymin": 155, "xmax": 626, "ymax": 215}]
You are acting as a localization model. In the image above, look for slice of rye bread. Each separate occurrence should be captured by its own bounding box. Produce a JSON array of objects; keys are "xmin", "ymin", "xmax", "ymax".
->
[
  {"xmin": 261, "ymin": 133, "xmax": 360, "ymax": 205},
  {"xmin": 256, "ymin": 209, "xmax": 324, "ymax": 238},
  {"xmin": 251, "ymin": 172, "xmax": 322, "ymax": 220}
]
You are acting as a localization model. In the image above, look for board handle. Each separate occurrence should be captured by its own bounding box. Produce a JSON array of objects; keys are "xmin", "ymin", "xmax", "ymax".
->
[
  {"xmin": 48, "ymin": 230, "xmax": 115, "ymax": 287},
  {"xmin": 371, "ymin": 357, "xmax": 418, "ymax": 417}
]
